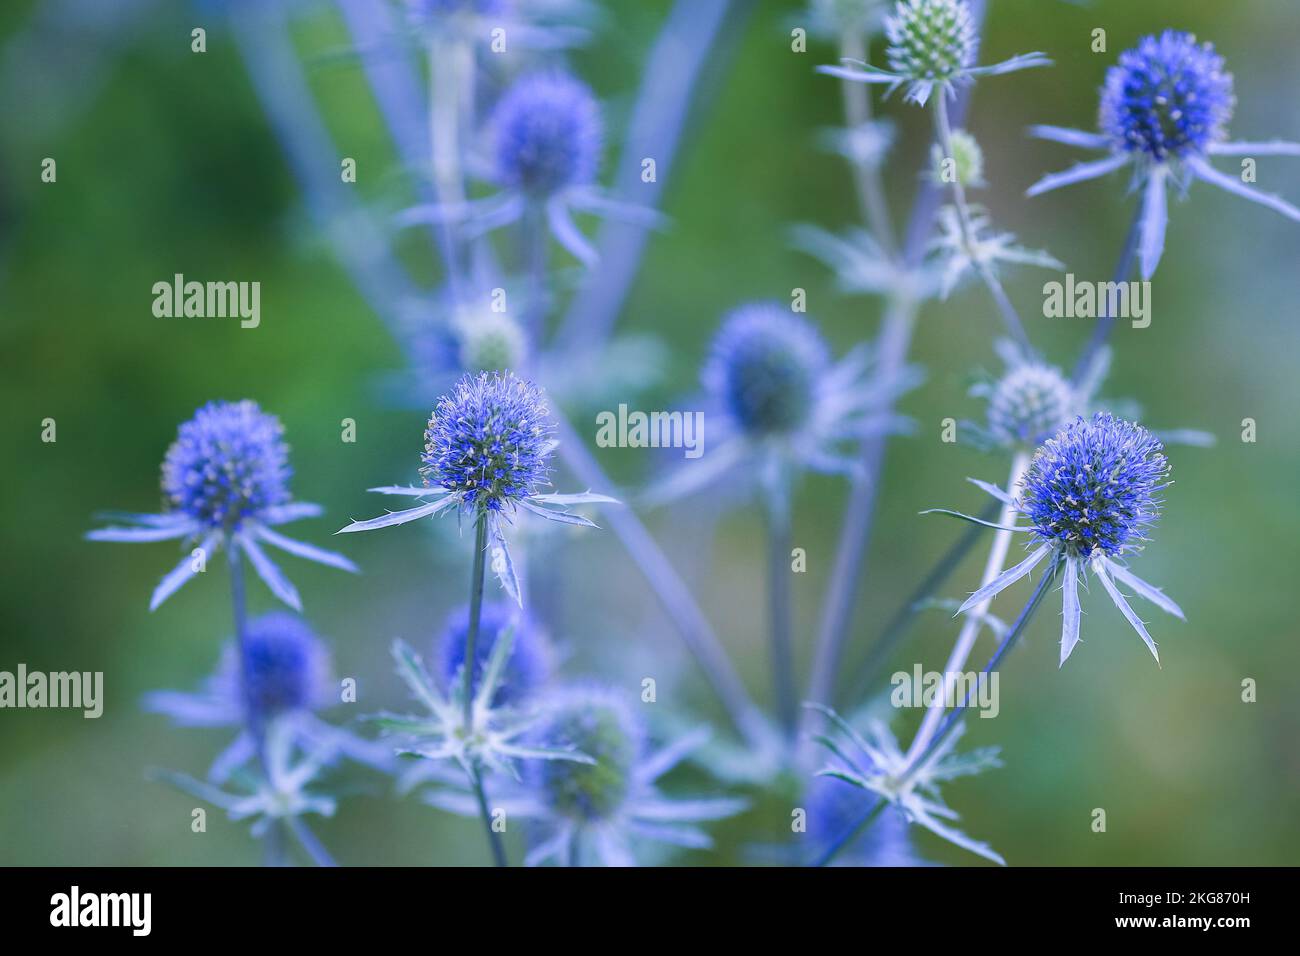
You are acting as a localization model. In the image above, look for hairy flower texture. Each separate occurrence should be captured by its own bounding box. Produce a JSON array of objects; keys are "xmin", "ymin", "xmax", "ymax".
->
[
  {"xmin": 396, "ymin": 71, "xmax": 659, "ymax": 267},
  {"xmin": 942, "ymin": 413, "xmax": 1185, "ymax": 666},
  {"xmin": 650, "ymin": 303, "xmax": 917, "ymax": 505},
  {"xmin": 1029, "ymin": 31, "xmax": 1300, "ymax": 278},
  {"xmin": 437, "ymin": 602, "xmax": 551, "ymax": 706},
  {"xmin": 965, "ymin": 340, "xmax": 1101, "ymax": 450},
  {"xmin": 157, "ymin": 720, "xmax": 338, "ymax": 851},
  {"xmin": 818, "ymin": 0, "xmax": 1049, "ymax": 107},
  {"xmin": 809, "ymin": 704, "xmax": 1004, "ymax": 864},
  {"xmin": 493, "ymin": 72, "xmax": 601, "ymax": 197},
  {"xmin": 426, "ymin": 686, "xmax": 747, "ymax": 866},
  {"xmin": 143, "ymin": 612, "xmax": 392, "ymax": 783},
  {"xmin": 339, "ymin": 372, "xmax": 615, "ymax": 605},
  {"xmin": 88, "ymin": 401, "xmax": 356, "ymax": 611}
]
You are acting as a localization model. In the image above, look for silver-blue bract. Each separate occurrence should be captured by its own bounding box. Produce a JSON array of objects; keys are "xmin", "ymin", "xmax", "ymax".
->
[
  {"xmin": 1028, "ymin": 31, "xmax": 1300, "ymax": 279},
  {"xmin": 87, "ymin": 400, "xmax": 357, "ymax": 611}
]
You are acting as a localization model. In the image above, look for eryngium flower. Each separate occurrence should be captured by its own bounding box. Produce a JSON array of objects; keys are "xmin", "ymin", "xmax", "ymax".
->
[
  {"xmin": 437, "ymin": 602, "xmax": 551, "ymax": 706},
  {"xmin": 161, "ymin": 399, "xmax": 290, "ymax": 531},
  {"xmin": 492, "ymin": 72, "xmax": 601, "ymax": 197},
  {"xmin": 947, "ymin": 413, "xmax": 1185, "ymax": 665},
  {"xmin": 429, "ymin": 685, "xmax": 746, "ymax": 866},
  {"xmin": 88, "ymin": 401, "xmax": 356, "ymax": 611},
  {"xmin": 339, "ymin": 372, "xmax": 615, "ymax": 604},
  {"xmin": 705, "ymin": 304, "xmax": 829, "ymax": 437},
  {"xmin": 818, "ymin": 0, "xmax": 1049, "ymax": 107},
  {"xmin": 1029, "ymin": 31, "xmax": 1300, "ymax": 278},
  {"xmin": 965, "ymin": 340, "xmax": 1094, "ymax": 450},
  {"xmin": 144, "ymin": 612, "xmax": 390, "ymax": 783}
]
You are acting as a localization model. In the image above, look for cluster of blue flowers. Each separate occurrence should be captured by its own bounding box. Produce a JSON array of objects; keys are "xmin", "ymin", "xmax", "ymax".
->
[{"xmin": 83, "ymin": 0, "xmax": 1293, "ymax": 866}]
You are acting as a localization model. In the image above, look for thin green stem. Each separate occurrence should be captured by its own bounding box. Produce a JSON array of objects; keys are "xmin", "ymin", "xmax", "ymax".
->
[{"xmin": 839, "ymin": 31, "xmax": 896, "ymax": 258}]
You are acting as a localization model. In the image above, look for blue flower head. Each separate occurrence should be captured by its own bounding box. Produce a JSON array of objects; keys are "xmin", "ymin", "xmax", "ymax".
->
[
  {"xmin": 805, "ymin": 775, "xmax": 926, "ymax": 867},
  {"xmin": 437, "ymin": 602, "xmax": 551, "ymax": 706},
  {"xmin": 1020, "ymin": 412, "xmax": 1169, "ymax": 560},
  {"xmin": 1099, "ymin": 31, "xmax": 1234, "ymax": 163},
  {"xmin": 421, "ymin": 370, "xmax": 554, "ymax": 513},
  {"xmin": 705, "ymin": 303, "xmax": 829, "ymax": 437},
  {"xmin": 161, "ymin": 400, "xmax": 291, "ymax": 532},
  {"xmin": 90, "ymin": 401, "xmax": 356, "ymax": 611},
  {"xmin": 492, "ymin": 72, "xmax": 602, "ymax": 198},
  {"xmin": 943, "ymin": 413, "xmax": 1185, "ymax": 666},
  {"xmin": 1029, "ymin": 31, "xmax": 1300, "ymax": 278},
  {"xmin": 534, "ymin": 687, "xmax": 644, "ymax": 823},
  {"xmin": 240, "ymin": 612, "xmax": 331, "ymax": 723}
]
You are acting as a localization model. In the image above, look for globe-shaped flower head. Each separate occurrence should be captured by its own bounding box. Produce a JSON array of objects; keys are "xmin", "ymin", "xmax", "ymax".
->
[
  {"xmin": 1099, "ymin": 31, "xmax": 1235, "ymax": 163},
  {"xmin": 237, "ymin": 612, "xmax": 330, "ymax": 723},
  {"xmin": 454, "ymin": 309, "xmax": 526, "ymax": 374},
  {"xmin": 704, "ymin": 304, "xmax": 830, "ymax": 437},
  {"xmin": 420, "ymin": 371, "xmax": 554, "ymax": 513},
  {"xmin": 885, "ymin": 0, "xmax": 977, "ymax": 88},
  {"xmin": 492, "ymin": 72, "xmax": 602, "ymax": 197},
  {"xmin": 161, "ymin": 400, "xmax": 291, "ymax": 531},
  {"xmin": 535, "ymin": 688, "xmax": 643, "ymax": 824},
  {"xmin": 437, "ymin": 602, "xmax": 551, "ymax": 706},
  {"xmin": 1020, "ymin": 413, "xmax": 1169, "ymax": 560},
  {"xmin": 986, "ymin": 363, "xmax": 1075, "ymax": 447}
]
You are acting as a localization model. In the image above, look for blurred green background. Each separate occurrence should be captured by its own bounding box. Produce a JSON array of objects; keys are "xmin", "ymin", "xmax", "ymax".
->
[{"xmin": 1, "ymin": 0, "xmax": 1297, "ymax": 866}]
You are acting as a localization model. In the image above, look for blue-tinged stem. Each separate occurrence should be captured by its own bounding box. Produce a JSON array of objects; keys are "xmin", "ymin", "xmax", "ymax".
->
[
  {"xmin": 840, "ymin": 30, "xmax": 896, "ymax": 257},
  {"xmin": 523, "ymin": 204, "xmax": 549, "ymax": 349},
  {"xmin": 469, "ymin": 765, "xmax": 507, "ymax": 868},
  {"xmin": 766, "ymin": 490, "xmax": 796, "ymax": 738},
  {"xmin": 812, "ymin": 796, "xmax": 887, "ymax": 868},
  {"xmin": 288, "ymin": 817, "xmax": 338, "ymax": 868},
  {"xmin": 1072, "ymin": 200, "xmax": 1145, "ymax": 383},
  {"xmin": 817, "ymin": 553, "xmax": 1057, "ymax": 866}
]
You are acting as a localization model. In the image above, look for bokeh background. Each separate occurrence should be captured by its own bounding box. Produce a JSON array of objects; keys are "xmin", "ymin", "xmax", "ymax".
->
[{"xmin": 1, "ymin": 0, "xmax": 1297, "ymax": 866}]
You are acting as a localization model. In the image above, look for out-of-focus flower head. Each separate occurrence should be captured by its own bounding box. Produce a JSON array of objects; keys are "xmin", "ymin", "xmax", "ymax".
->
[{"xmin": 437, "ymin": 601, "xmax": 552, "ymax": 706}]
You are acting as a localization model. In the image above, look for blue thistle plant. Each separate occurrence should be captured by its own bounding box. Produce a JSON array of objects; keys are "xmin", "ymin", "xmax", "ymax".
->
[
  {"xmin": 87, "ymin": 400, "xmax": 357, "ymax": 611},
  {"xmin": 338, "ymin": 371, "xmax": 615, "ymax": 605},
  {"xmin": 650, "ymin": 303, "xmax": 916, "ymax": 504},
  {"xmin": 425, "ymin": 685, "xmax": 748, "ymax": 866},
  {"xmin": 818, "ymin": 0, "xmax": 1050, "ymax": 107},
  {"xmin": 144, "ymin": 612, "xmax": 392, "ymax": 783},
  {"xmin": 936, "ymin": 413, "xmax": 1185, "ymax": 666},
  {"xmin": 437, "ymin": 602, "xmax": 552, "ymax": 706},
  {"xmin": 1028, "ymin": 30, "xmax": 1300, "ymax": 278},
  {"xmin": 805, "ymin": 771, "xmax": 927, "ymax": 867},
  {"xmin": 808, "ymin": 704, "xmax": 1005, "ymax": 864}
]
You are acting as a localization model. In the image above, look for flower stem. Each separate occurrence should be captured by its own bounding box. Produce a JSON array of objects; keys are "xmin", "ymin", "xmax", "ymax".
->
[
  {"xmin": 902, "ymin": 452, "xmax": 1030, "ymax": 767},
  {"xmin": 813, "ymin": 796, "xmax": 888, "ymax": 868},
  {"xmin": 463, "ymin": 510, "xmax": 488, "ymax": 726},
  {"xmin": 932, "ymin": 94, "xmax": 1031, "ymax": 350},
  {"xmin": 1072, "ymin": 199, "xmax": 1145, "ymax": 383},
  {"xmin": 469, "ymin": 764, "xmax": 508, "ymax": 868},
  {"xmin": 766, "ymin": 492, "xmax": 797, "ymax": 739},
  {"xmin": 287, "ymin": 817, "xmax": 338, "ymax": 867},
  {"xmin": 839, "ymin": 31, "xmax": 896, "ymax": 257}
]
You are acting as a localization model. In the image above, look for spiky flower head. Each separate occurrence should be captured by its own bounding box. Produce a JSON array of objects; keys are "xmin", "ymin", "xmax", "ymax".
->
[
  {"xmin": 704, "ymin": 303, "xmax": 830, "ymax": 437},
  {"xmin": 986, "ymin": 362, "xmax": 1075, "ymax": 447},
  {"xmin": 885, "ymin": 0, "xmax": 977, "ymax": 87},
  {"xmin": 454, "ymin": 309, "xmax": 526, "ymax": 374},
  {"xmin": 491, "ymin": 72, "xmax": 602, "ymax": 197},
  {"xmin": 437, "ymin": 602, "xmax": 550, "ymax": 706},
  {"xmin": 420, "ymin": 371, "xmax": 554, "ymax": 513},
  {"xmin": 160, "ymin": 400, "xmax": 291, "ymax": 532},
  {"xmin": 931, "ymin": 128, "xmax": 985, "ymax": 187},
  {"xmin": 1099, "ymin": 31, "xmax": 1234, "ymax": 163},
  {"xmin": 1019, "ymin": 413, "xmax": 1169, "ymax": 559},
  {"xmin": 534, "ymin": 687, "xmax": 643, "ymax": 824},
  {"xmin": 236, "ymin": 612, "xmax": 330, "ymax": 723}
]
